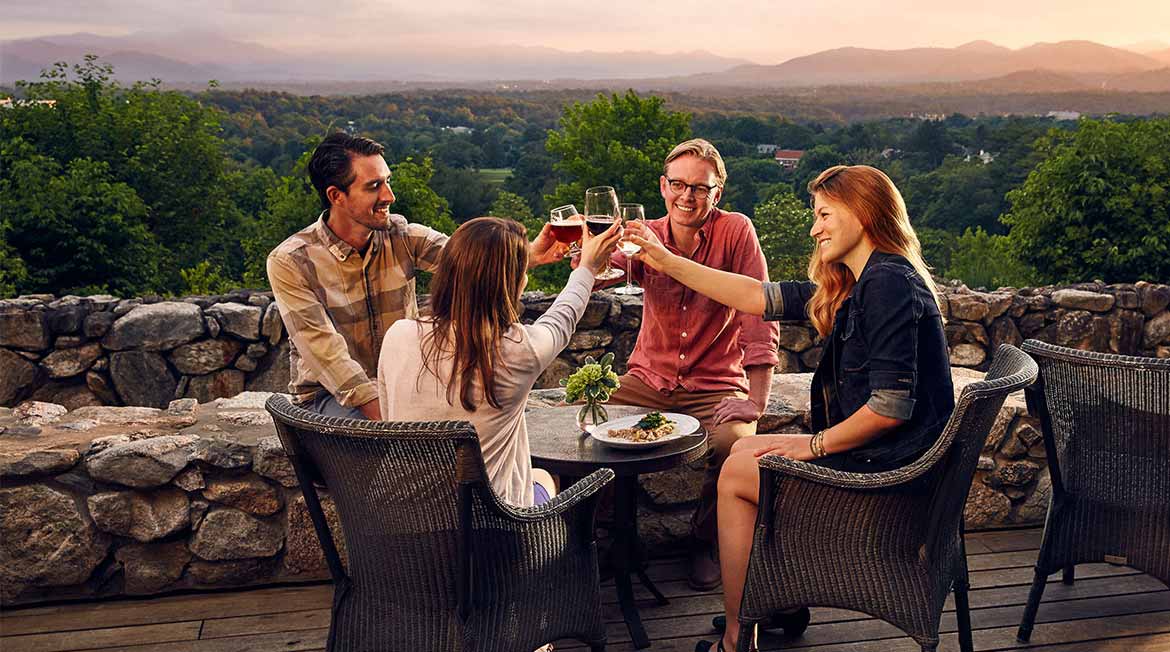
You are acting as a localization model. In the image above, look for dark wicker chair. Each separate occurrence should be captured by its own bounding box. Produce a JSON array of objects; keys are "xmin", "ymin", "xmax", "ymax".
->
[
  {"xmin": 1016, "ymin": 340, "xmax": 1170, "ymax": 642},
  {"xmin": 736, "ymin": 344, "xmax": 1038, "ymax": 652},
  {"xmin": 265, "ymin": 394, "xmax": 614, "ymax": 652}
]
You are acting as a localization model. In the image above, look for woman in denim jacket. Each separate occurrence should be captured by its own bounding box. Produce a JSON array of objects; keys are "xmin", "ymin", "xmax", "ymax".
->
[{"xmin": 625, "ymin": 165, "xmax": 953, "ymax": 652}]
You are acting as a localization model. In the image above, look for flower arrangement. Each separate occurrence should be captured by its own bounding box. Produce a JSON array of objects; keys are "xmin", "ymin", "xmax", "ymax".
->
[{"xmin": 561, "ymin": 352, "xmax": 621, "ymax": 429}]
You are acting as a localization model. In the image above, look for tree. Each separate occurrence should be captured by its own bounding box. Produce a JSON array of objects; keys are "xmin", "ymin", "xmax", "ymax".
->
[
  {"xmin": 1002, "ymin": 118, "xmax": 1170, "ymax": 283},
  {"xmin": 488, "ymin": 190, "xmax": 570, "ymax": 293},
  {"xmin": 0, "ymin": 215, "xmax": 28, "ymax": 298},
  {"xmin": 903, "ymin": 156, "xmax": 1006, "ymax": 234},
  {"xmin": 545, "ymin": 90, "xmax": 691, "ymax": 211},
  {"xmin": 430, "ymin": 164, "xmax": 498, "ymax": 222},
  {"xmin": 753, "ymin": 192, "xmax": 815, "ymax": 282},
  {"xmin": 791, "ymin": 145, "xmax": 847, "ymax": 201},
  {"xmin": 946, "ymin": 228, "xmax": 1039, "ymax": 290}
]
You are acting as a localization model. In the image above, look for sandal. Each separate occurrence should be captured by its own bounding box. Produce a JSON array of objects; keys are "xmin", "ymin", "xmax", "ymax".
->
[
  {"xmin": 711, "ymin": 607, "xmax": 810, "ymax": 637},
  {"xmin": 694, "ymin": 638, "xmax": 726, "ymax": 652}
]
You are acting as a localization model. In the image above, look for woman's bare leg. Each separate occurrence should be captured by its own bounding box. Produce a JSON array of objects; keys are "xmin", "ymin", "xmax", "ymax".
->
[
  {"xmin": 716, "ymin": 441, "xmax": 764, "ymax": 649},
  {"xmin": 533, "ymin": 467, "xmax": 558, "ymax": 497}
]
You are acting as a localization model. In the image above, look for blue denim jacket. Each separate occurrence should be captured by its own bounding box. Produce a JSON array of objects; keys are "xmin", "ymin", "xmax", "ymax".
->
[{"xmin": 767, "ymin": 251, "xmax": 954, "ymax": 469}]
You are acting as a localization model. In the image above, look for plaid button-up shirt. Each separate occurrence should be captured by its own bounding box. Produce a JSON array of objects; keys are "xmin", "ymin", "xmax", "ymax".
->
[{"xmin": 267, "ymin": 211, "xmax": 447, "ymax": 408}]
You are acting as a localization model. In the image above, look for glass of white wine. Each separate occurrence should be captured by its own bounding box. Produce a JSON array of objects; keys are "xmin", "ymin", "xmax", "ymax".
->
[{"xmin": 613, "ymin": 203, "xmax": 644, "ymax": 295}]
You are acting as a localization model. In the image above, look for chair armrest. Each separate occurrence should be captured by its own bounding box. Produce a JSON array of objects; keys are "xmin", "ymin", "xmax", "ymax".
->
[
  {"xmin": 489, "ymin": 467, "xmax": 616, "ymax": 523},
  {"xmin": 758, "ymin": 454, "xmax": 936, "ymax": 491}
]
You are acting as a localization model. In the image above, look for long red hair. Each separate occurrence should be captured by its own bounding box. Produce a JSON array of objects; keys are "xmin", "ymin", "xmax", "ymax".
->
[{"xmin": 805, "ymin": 165, "xmax": 942, "ymax": 338}]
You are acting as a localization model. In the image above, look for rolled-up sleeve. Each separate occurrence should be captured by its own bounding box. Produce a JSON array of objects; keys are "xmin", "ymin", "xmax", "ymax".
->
[
  {"xmin": 858, "ymin": 266, "xmax": 921, "ymax": 420},
  {"xmin": 267, "ymin": 254, "xmax": 378, "ymax": 408},
  {"xmin": 770, "ymin": 281, "xmax": 817, "ymax": 322},
  {"xmin": 731, "ymin": 221, "xmax": 780, "ymax": 368}
]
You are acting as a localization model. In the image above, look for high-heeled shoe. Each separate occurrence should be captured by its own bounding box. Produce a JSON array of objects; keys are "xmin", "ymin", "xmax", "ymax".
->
[{"xmin": 710, "ymin": 606, "xmax": 810, "ymax": 637}]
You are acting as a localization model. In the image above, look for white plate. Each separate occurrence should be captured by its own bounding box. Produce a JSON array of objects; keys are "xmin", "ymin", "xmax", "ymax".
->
[{"xmin": 587, "ymin": 412, "xmax": 701, "ymax": 450}]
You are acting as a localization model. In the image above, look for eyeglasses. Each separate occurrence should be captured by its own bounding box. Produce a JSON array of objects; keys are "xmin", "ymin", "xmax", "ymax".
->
[{"xmin": 665, "ymin": 178, "xmax": 719, "ymax": 200}]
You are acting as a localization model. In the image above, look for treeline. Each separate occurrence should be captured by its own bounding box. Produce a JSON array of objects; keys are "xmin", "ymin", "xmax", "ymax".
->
[{"xmin": 2, "ymin": 58, "xmax": 1168, "ymax": 299}]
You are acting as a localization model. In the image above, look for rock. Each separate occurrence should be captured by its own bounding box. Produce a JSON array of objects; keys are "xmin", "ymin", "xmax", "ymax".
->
[
  {"xmin": 1015, "ymin": 422, "xmax": 1043, "ymax": 448},
  {"xmin": 641, "ymin": 466, "xmax": 702, "ymax": 507},
  {"xmin": 260, "ymin": 305, "xmax": 284, "ymax": 346},
  {"xmin": 1143, "ymin": 312, "xmax": 1170, "ymax": 348},
  {"xmin": 0, "ymin": 308, "xmax": 50, "ymax": 351},
  {"xmin": 0, "ymin": 348, "xmax": 38, "ymax": 406},
  {"xmin": 218, "ymin": 411, "xmax": 271, "ymax": 427},
  {"xmin": 610, "ymin": 295, "xmax": 643, "ymax": 330},
  {"xmin": 1052, "ymin": 289, "xmax": 1115, "ymax": 313},
  {"xmin": 103, "ymin": 302, "xmax": 205, "ymax": 351},
  {"xmin": 187, "ymin": 558, "xmax": 274, "ymax": 586},
  {"xmin": 192, "ymin": 437, "xmax": 252, "ymax": 470},
  {"xmin": 202, "ymin": 477, "xmax": 281, "ymax": 516},
  {"xmin": 248, "ymin": 294, "xmax": 271, "ymax": 308},
  {"xmin": 188, "ymin": 508, "xmax": 284, "ymax": 561},
  {"xmin": 86, "ymin": 434, "xmax": 198, "ymax": 488},
  {"xmin": 950, "ymin": 343, "xmax": 986, "ymax": 367},
  {"xmin": 190, "ymin": 499, "xmax": 210, "ymax": 530},
  {"xmin": 234, "ymin": 356, "xmax": 257, "ymax": 372},
  {"xmin": 116, "ymin": 541, "xmax": 191, "ymax": 594},
  {"xmin": 800, "ymin": 346, "xmax": 823, "ymax": 368},
  {"xmin": 29, "ymin": 383, "xmax": 102, "ymax": 411},
  {"xmin": 1110, "ymin": 310, "xmax": 1145, "ymax": 354},
  {"xmin": 534, "ymin": 356, "xmax": 573, "ymax": 390},
  {"xmin": 168, "ymin": 339, "xmax": 243, "ymax": 375},
  {"xmin": 987, "ymin": 460, "xmax": 1041, "ymax": 489},
  {"xmin": 1014, "ymin": 472, "xmax": 1052, "ymax": 524},
  {"xmin": 638, "ymin": 506, "xmax": 691, "ymax": 549},
  {"xmin": 571, "ymin": 348, "xmax": 607, "ymax": 364},
  {"xmin": 976, "ymin": 456, "xmax": 996, "ymax": 471},
  {"xmin": 988, "ymin": 317, "xmax": 1022, "ymax": 350},
  {"xmin": 110, "ymin": 351, "xmax": 178, "ymax": 408},
  {"xmin": 204, "ymin": 316, "xmax": 221, "ymax": 339},
  {"xmin": 1136, "ymin": 282, "xmax": 1170, "ymax": 316},
  {"xmin": 83, "ymin": 311, "xmax": 116, "ymax": 339},
  {"xmin": 283, "ymin": 493, "xmax": 347, "ymax": 575},
  {"xmin": 1018, "ymin": 313, "xmax": 1047, "ymax": 338},
  {"xmin": 245, "ymin": 340, "xmax": 290, "ymax": 393},
  {"xmin": 213, "ymin": 391, "xmax": 273, "ymax": 410},
  {"xmin": 566, "ymin": 330, "xmax": 613, "ymax": 352},
  {"xmin": 66, "ymin": 405, "xmax": 167, "ymax": 425},
  {"xmin": 244, "ymin": 343, "xmax": 267, "ymax": 359},
  {"xmin": 0, "ymin": 485, "xmax": 110, "ymax": 601},
  {"xmin": 777, "ymin": 325, "xmax": 814, "ymax": 353},
  {"xmin": 983, "ymin": 408, "xmax": 1015, "ymax": 452},
  {"xmin": 47, "ymin": 303, "xmax": 90, "ymax": 335},
  {"xmin": 0, "ymin": 448, "xmax": 81, "ymax": 482},
  {"xmin": 775, "ymin": 350, "xmax": 802, "ymax": 373},
  {"xmin": 87, "ymin": 488, "xmax": 189, "ymax": 542},
  {"xmin": 167, "ymin": 398, "xmax": 198, "ymax": 416},
  {"xmin": 985, "ymin": 293, "xmax": 1014, "ymax": 321},
  {"xmin": 948, "ymin": 293, "xmax": 990, "ymax": 322},
  {"xmin": 254, "ymin": 436, "xmax": 299, "ymax": 488},
  {"xmin": 609, "ymin": 332, "xmax": 638, "ymax": 374},
  {"xmin": 578, "ymin": 297, "xmax": 615, "ymax": 329},
  {"xmin": 41, "ymin": 343, "xmax": 103, "ymax": 379},
  {"xmin": 205, "ymin": 304, "xmax": 263, "ymax": 340},
  {"xmin": 172, "ymin": 466, "xmax": 205, "ymax": 491},
  {"xmin": 963, "ymin": 480, "xmax": 1012, "ymax": 529},
  {"xmin": 945, "ymin": 321, "xmax": 989, "ymax": 347},
  {"xmin": 186, "ymin": 370, "xmax": 246, "ymax": 404},
  {"xmin": 1114, "ymin": 288, "xmax": 1140, "ymax": 310},
  {"xmin": 1, "ymin": 426, "xmax": 42, "ymax": 437},
  {"xmin": 54, "ymin": 335, "xmax": 84, "ymax": 348},
  {"xmin": 1000, "ymin": 433, "xmax": 1030, "ymax": 459},
  {"xmin": 13, "ymin": 401, "xmax": 67, "ymax": 426}
]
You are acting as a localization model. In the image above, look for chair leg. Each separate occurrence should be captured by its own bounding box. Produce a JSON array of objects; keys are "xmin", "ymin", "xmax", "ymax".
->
[
  {"xmin": 590, "ymin": 643, "xmax": 606, "ymax": 652},
  {"xmin": 1062, "ymin": 564, "xmax": 1075, "ymax": 585},
  {"xmin": 1017, "ymin": 566, "xmax": 1049, "ymax": 642},
  {"xmin": 919, "ymin": 645, "xmax": 937, "ymax": 652},
  {"xmin": 954, "ymin": 578, "xmax": 974, "ymax": 652}
]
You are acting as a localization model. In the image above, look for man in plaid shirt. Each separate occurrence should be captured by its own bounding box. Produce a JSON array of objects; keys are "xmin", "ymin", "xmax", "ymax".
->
[{"xmin": 268, "ymin": 133, "xmax": 567, "ymax": 420}]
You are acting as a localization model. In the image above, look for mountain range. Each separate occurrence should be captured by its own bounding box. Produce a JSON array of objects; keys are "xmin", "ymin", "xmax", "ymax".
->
[{"xmin": 2, "ymin": 32, "xmax": 1169, "ymax": 93}]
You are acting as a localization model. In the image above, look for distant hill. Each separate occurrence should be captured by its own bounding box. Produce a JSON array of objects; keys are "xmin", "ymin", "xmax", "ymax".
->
[{"xmin": 1145, "ymin": 48, "xmax": 1170, "ymax": 66}]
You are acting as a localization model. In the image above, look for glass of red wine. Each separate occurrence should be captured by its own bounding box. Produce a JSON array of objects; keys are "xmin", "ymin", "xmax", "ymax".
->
[
  {"xmin": 584, "ymin": 186, "xmax": 624, "ymax": 281},
  {"xmin": 548, "ymin": 204, "xmax": 584, "ymax": 255}
]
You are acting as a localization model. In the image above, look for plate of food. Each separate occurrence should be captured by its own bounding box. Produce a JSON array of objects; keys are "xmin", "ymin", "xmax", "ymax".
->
[{"xmin": 588, "ymin": 411, "xmax": 701, "ymax": 450}]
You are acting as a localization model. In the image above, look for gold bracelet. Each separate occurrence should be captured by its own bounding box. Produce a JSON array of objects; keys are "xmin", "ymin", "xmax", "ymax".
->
[{"xmin": 810, "ymin": 429, "xmax": 827, "ymax": 458}]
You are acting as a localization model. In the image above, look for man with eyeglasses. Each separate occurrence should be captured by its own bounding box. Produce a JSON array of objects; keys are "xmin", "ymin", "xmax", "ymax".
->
[{"xmin": 603, "ymin": 138, "xmax": 780, "ymax": 590}]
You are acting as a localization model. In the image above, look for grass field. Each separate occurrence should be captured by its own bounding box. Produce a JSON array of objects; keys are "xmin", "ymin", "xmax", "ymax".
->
[{"xmin": 478, "ymin": 168, "xmax": 513, "ymax": 185}]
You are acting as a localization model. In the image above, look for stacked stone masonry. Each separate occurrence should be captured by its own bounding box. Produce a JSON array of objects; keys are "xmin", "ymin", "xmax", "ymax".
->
[{"xmin": 0, "ymin": 280, "xmax": 1167, "ymax": 606}]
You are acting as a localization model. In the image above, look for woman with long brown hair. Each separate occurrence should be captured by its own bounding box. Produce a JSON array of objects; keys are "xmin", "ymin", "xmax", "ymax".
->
[
  {"xmin": 625, "ymin": 165, "xmax": 954, "ymax": 652},
  {"xmin": 377, "ymin": 216, "xmax": 621, "ymax": 507}
]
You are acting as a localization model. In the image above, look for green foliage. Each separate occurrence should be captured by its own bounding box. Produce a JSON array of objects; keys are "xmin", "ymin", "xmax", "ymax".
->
[
  {"xmin": 753, "ymin": 192, "xmax": 815, "ymax": 282},
  {"xmin": 242, "ymin": 148, "xmax": 320, "ymax": 287},
  {"xmin": 0, "ymin": 143, "xmax": 163, "ymax": 296},
  {"xmin": 915, "ymin": 227, "xmax": 958, "ymax": 278},
  {"xmin": 1002, "ymin": 117, "xmax": 1170, "ymax": 283},
  {"xmin": 946, "ymin": 228, "xmax": 1040, "ymax": 289},
  {"xmin": 545, "ymin": 90, "xmax": 691, "ymax": 211},
  {"xmin": 903, "ymin": 156, "xmax": 1006, "ymax": 234},
  {"xmin": 791, "ymin": 145, "xmax": 847, "ymax": 200},
  {"xmin": 0, "ymin": 216, "xmax": 28, "ymax": 298},
  {"xmin": 430, "ymin": 164, "xmax": 498, "ymax": 222},
  {"xmin": 390, "ymin": 157, "xmax": 458, "ymax": 235},
  {"xmin": 561, "ymin": 352, "xmax": 620, "ymax": 404},
  {"xmin": 489, "ymin": 191, "xmax": 571, "ymax": 294},
  {"xmin": 180, "ymin": 261, "xmax": 237, "ymax": 295}
]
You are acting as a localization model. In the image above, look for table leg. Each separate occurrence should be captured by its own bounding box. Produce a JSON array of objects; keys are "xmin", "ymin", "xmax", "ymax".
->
[{"xmin": 611, "ymin": 475, "xmax": 671, "ymax": 649}]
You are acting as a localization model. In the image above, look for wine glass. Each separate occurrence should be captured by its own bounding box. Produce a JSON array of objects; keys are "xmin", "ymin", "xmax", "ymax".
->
[
  {"xmin": 613, "ymin": 203, "xmax": 644, "ymax": 295},
  {"xmin": 549, "ymin": 204, "xmax": 584, "ymax": 255},
  {"xmin": 583, "ymin": 186, "xmax": 624, "ymax": 281}
]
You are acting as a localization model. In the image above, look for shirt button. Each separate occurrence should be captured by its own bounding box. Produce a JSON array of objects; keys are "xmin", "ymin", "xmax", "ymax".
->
[
  {"xmin": 679, "ymin": 354, "xmax": 685, "ymax": 360},
  {"xmin": 681, "ymin": 332, "xmax": 687, "ymax": 338},
  {"xmin": 682, "ymin": 306, "xmax": 687, "ymax": 311}
]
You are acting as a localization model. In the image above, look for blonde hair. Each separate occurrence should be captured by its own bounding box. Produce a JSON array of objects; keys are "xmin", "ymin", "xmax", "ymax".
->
[
  {"xmin": 663, "ymin": 138, "xmax": 727, "ymax": 186},
  {"xmin": 805, "ymin": 165, "xmax": 942, "ymax": 338}
]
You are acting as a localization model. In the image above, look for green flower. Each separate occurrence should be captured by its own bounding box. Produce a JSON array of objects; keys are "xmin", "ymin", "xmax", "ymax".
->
[{"xmin": 561, "ymin": 352, "xmax": 620, "ymax": 405}]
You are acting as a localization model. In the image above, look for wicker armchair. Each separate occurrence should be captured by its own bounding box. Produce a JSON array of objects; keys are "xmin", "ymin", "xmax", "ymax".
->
[
  {"xmin": 265, "ymin": 394, "xmax": 614, "ymax": 652},
  {"xmin": 736, "ymin": 344, "xmax": 1038, "ymax": 652},
  {"xmin": 1016, "ymin": 340, "xmax": 1170, "ymax": 642}
]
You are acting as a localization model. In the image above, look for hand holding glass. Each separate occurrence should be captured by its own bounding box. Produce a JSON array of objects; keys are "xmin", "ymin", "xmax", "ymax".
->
[
  {"xmin": 614, "ymin": 203, "xmax": 644, "ymax": 295},
  {"xmin": 549, "ymin": 204, "xmax": 584, "ymax": 254},
  {"xmin": 583, "ymin": 186, "xmax": 624, "ymax": 281}
]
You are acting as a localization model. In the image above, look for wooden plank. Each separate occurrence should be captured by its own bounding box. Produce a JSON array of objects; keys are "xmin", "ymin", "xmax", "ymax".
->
[
  {"xmin": 965, "ymin": 528, "xmax": 1044, "ymax": 553},
  {"xmin": 78, "ymin": 628, "xmax": 329, "ymax": 652},
  {"xmin": 198, "ymin": 609, "xmax": 330, "ymax": 639},
  {"xmin": 1, "ymin": 622, "xmax": 201, "ymax": 652},
  {"xmin": 0, "ymin": 585, "xmax": 332, "ymax": 637}
]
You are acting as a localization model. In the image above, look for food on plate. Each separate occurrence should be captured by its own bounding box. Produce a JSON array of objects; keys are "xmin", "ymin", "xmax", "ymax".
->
[{"xmin": 608, "ymin": 411, "xmax": 676, "ymax": 442}]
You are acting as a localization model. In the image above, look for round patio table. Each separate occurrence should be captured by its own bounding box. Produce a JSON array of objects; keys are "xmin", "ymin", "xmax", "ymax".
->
[{"xmin": 528, "ymin": 404, "xmax": 707, "ymax": 650}]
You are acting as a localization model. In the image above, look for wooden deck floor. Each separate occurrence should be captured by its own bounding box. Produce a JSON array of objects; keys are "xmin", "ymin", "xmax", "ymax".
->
[{"xmin": 2, "ymin": 527, "xmax": 1168, "ymax": 652}]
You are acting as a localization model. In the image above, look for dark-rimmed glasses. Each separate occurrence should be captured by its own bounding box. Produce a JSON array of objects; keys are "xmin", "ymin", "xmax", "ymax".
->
[{"xmin": 665, "ymin": 178, "xmax": 719, "ymax": 200}]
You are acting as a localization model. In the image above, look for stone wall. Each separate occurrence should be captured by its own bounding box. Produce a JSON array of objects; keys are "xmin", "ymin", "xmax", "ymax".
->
[{"xmin": 2, "ymin": 281, "xmax": 1168, "ymax": 409}]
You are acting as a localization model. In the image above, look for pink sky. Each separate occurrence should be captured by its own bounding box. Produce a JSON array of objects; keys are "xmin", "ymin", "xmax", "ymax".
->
[{"xmin": 2, "ymin": 0, "xmax": 1168, "ymax": 63}]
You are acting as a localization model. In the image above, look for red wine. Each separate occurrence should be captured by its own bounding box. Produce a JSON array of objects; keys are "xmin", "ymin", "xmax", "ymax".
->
[
  {"xmin": 586, "ymin": 216, "xmax": 615, "ymax": 236},
  {"xmin": 550, "ymin": 219, "xmax": 584, "ymax": 244}
]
